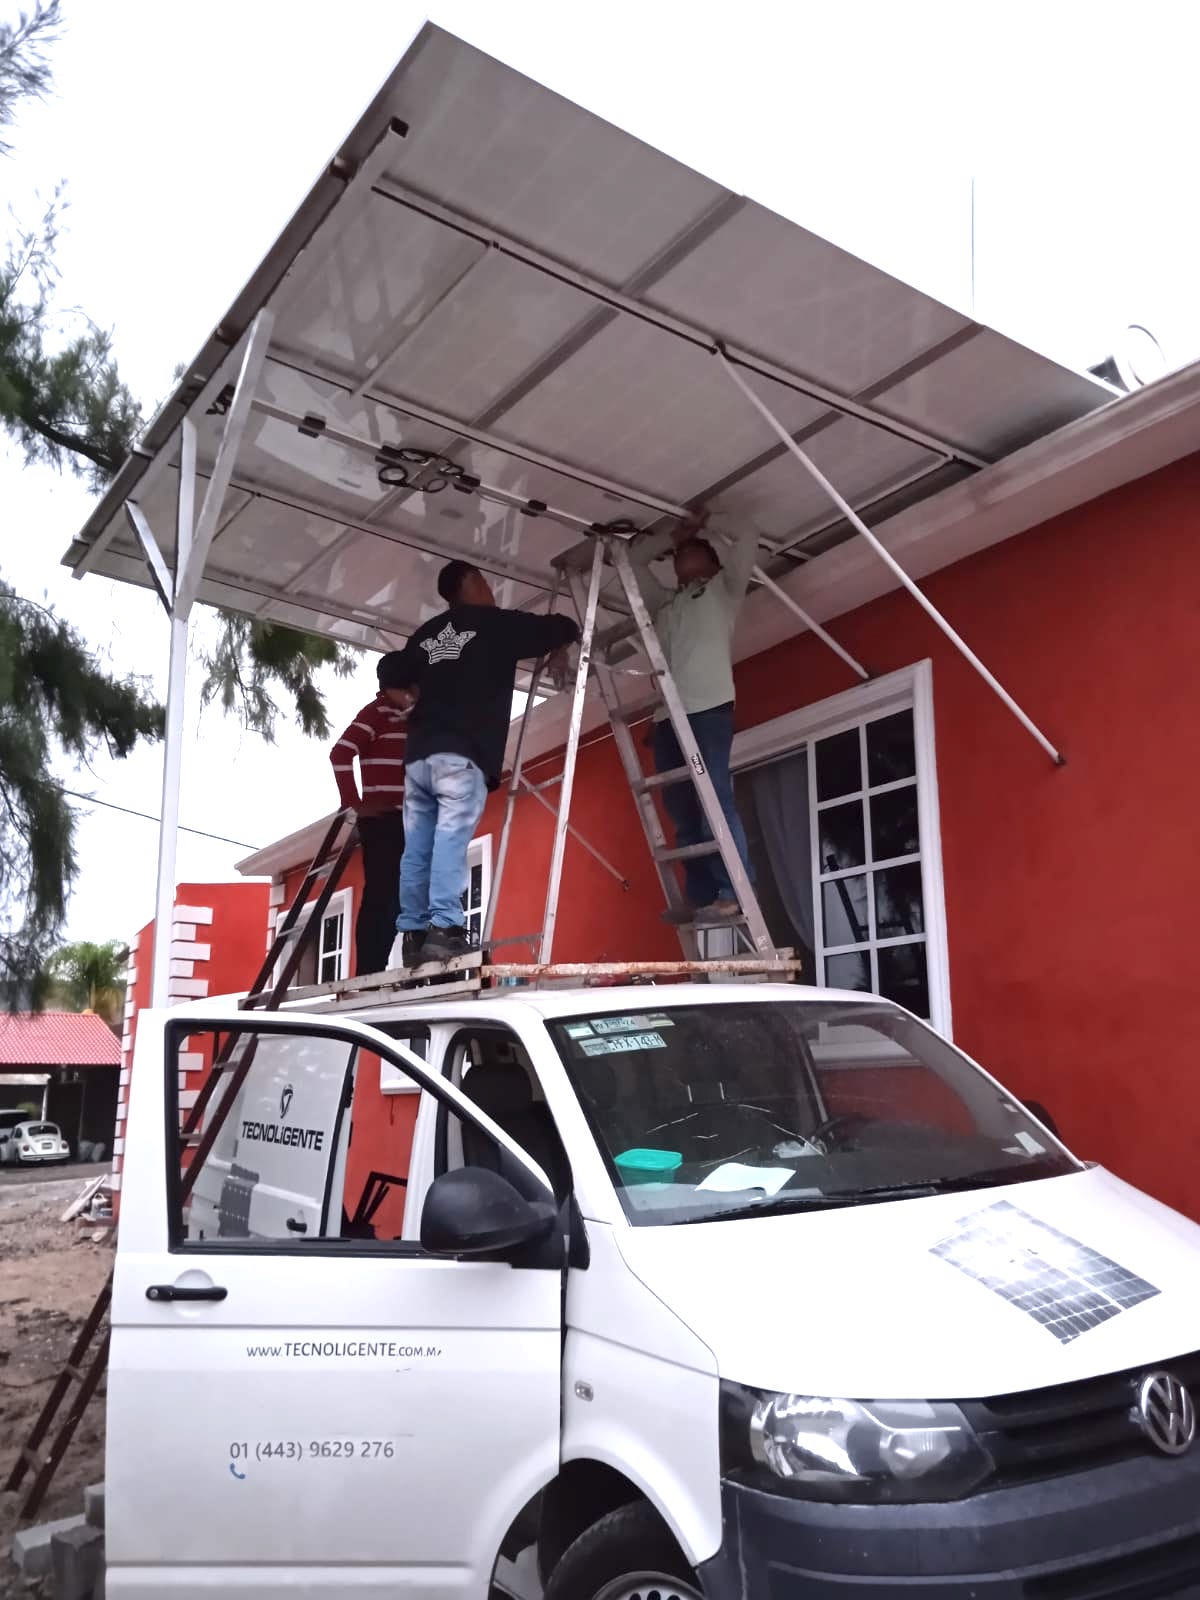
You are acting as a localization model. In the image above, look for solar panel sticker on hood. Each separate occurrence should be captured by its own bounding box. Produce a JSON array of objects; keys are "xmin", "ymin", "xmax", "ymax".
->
[{"xmin": 930, "ymin": 1199, "xmax": 1160, "ymax": 1344}]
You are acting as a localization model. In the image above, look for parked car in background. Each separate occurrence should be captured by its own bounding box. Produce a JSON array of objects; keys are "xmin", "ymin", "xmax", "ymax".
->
[{"xmin": 0, "ymin": 1121, "xmax": 71, "ymax": 1166}]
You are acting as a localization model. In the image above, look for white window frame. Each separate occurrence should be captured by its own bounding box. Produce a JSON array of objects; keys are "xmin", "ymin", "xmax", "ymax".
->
[
  {"xmin": 273, "ymin": 887, "xmax": 353, "ymax": 988},
  {"xmin": 464, "ymin": 834, "xmax": 493, "ymax": 945},
  {"xmin": 728, "ymin": 660, "xmax": 952, "ymax": 1036}
]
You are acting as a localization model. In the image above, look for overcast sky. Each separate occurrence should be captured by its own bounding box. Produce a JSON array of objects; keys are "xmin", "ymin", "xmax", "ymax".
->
[{"xmin": 4, "ymin": 0, "xmax": 1198, "ymax": 947}]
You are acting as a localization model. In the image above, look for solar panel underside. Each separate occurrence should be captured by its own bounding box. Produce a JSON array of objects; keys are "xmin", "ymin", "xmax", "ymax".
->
[{"xmin": 64, "ymin": 26, "xmax": 1111, "ymax": 651}]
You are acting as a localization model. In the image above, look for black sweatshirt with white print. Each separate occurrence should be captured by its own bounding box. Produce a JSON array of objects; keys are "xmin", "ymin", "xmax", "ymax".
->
[{"xmin": 395, "ymin": 605, "xmax": 580, "ymax": 787}]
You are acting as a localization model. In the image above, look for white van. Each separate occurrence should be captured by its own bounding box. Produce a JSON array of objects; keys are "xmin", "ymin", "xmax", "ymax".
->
[{"xmin": 111, "ymin": 984, "xmax": 1200, "ymax": 1598}]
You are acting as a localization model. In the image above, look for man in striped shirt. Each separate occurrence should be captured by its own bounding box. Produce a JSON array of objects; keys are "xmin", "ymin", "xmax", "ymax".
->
[{"xmin": 330, "ymin": 653, "xmax": 413, "ymax": 975}]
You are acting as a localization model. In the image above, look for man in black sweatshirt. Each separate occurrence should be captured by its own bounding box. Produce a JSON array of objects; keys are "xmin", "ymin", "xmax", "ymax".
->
[{"xmin": 391, "ymin": 560, "xmax": 581, "ymax": 966}]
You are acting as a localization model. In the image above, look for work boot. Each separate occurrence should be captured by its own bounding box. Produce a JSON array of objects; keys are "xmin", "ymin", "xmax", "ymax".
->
[
  {"xmin": 422, "ymin": 925, "xmax": 472, "ymax": 964},
  {"xmin": 401, "ymin": 931, "xmax": 427, "ymax": 969}
]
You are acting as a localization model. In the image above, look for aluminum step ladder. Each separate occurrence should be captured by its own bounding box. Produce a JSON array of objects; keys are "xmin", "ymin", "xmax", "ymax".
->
[{"xmin": 560, "ymin": 534, "xmax": 780, "ymax": 962}]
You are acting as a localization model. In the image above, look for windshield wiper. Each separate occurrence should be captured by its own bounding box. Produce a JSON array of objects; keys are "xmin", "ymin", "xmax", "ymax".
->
[
  {"xmin": 666, "ymin": 1162, "xmax": 1070, "ymax": 1225},
  {"xmin": 667, "ymin": 1184, "xmax": 941, "ymax": 1224}
]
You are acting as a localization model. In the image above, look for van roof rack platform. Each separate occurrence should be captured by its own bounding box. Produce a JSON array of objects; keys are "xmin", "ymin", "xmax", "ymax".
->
[{"xmin": 252, "ymin": 953, "xmax": 802, "ymax": 1015}]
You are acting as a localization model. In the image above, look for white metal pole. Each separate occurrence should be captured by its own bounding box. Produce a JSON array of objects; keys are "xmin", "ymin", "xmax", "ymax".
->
[
  {"xmin": 716, "ymin": 349, "xmax": 1065, "ymax": 766},
  {"xmin": 518, "ymin": 776, "xmax": 630, "ymax": 888},
  {"xmin": 149, "ymin": 419, "xmax": 197, "ymax": 1007},
  {"xmin": 539, "ymin": 540, "xmax": 605, "ymax": 964},
  {"xmin": 749, "ymin": 564, "xmax": 870, "ymax": 682},
  {"xmin": 483, "ymin": 576, "xmax": 564, "ymax": 944},
  {"xmin": 176, "ymin": 310, "xmax": 274, "ymax": 617}
]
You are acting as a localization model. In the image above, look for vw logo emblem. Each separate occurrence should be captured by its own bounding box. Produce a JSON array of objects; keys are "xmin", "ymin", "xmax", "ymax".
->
[
  {"xmin": 279, "ymin": 1085, "xmax": 293, "ymax": 1120},
  {"xmin": 1137, "ymin": 1371, "xmax": 1197, "ymax": 1457}
]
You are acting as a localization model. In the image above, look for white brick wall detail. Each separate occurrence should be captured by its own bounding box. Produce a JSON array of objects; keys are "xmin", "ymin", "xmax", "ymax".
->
[
  {"xmin": 109, "ymin": 1171, "xmax": 122, "ymax": 1191},
  {"xmin": 269, "ymin": 881, "xmax": 287, "ymax": 906},
  {"xmin": 169, "ymin": 941, "xmax": 211, "ymax": 962},
  {"xmin": 179, "ymin": 1089, "xmax": 199, "ymax": 1110},
  {"xmin": 113, "ymin": 1137, "xmax": 124, "ymax": 1156},
  {"xmin": 178, "ymin": 1051, "xmax": 205, "ymax": 1074},
  {"xmin": 169, "ymin": 959, "xmax": 195, "ymax": 980},
  {"xmin": 119, "ymin": 1069, "xmax": 130, "ymax": 1086},
  {"xmin": 171, "ymin": 923, "xmax": 197, "ymax": 944},
  {"xmin": 168, "ymin": 977, "xmax": 209, "ymax": 999},
  {"xmin": 174, "ymin": 905, "xmax": 214, "ymax": 925}
]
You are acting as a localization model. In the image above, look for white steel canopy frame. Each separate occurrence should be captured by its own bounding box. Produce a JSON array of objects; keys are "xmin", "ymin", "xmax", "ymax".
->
[{"xmin": 59, "ymin": 24, "xmax": 1109, "ymax": 983}]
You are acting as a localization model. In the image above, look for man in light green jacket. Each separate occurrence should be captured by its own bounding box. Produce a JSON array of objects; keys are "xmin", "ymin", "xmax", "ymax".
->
[{"xmin": 631, "ymin": 513, "xmax": 759, "ymax": 920}]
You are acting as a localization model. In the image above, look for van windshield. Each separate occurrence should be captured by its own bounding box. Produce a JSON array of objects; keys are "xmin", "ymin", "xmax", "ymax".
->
[{"xmin": 547, "ymin": 1001, "xmax": 1077, "ymax": 1226}]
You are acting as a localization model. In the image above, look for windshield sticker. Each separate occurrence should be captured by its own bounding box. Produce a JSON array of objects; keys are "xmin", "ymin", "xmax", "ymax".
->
[
  {"xmin": 564, "ymin": 1023, "xmax": 595, "ymax": 1039},
  {"xmin": 930, "ymin": 1200, "xmax": 1159, "ymax": 1344},
  {"xmin": 578, "ymin": 1032, "xmax": 667, "ymax": 1056},
  {"xmin": 589, "ymin": 1014, "xmax": 675, "ymax": 1035}
]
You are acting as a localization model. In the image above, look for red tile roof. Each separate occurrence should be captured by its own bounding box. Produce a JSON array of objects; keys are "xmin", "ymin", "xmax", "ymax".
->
[{"xmin": 0, "ymin": 1013, "xmax": 121, "ymax": 1068}]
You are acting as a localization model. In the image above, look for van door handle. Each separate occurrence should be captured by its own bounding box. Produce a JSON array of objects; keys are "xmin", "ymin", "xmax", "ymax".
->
[
  {"xmin": 286, "ymin": 1218, "xmax": 308, "ymax": 1234},
  {"xmin": 146, "ymin": 1284, "xmax": 228, "ymax": 1303}
]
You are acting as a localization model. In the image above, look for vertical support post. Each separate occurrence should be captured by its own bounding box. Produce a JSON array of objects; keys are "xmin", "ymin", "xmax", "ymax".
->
[
  {"xmin": 482, "ymin": 571, "xmax": 564, "ymax": 945},
  {"xmin": 539, "ymin": 540, "xmax": 605, "ymax": 964},
  {"xmin": 715, "ymin": 348, "xmax": 1065, "ymax": 766},
  {"xmin": 175, "ymin": 310, "xmax": 274, "ymax": 617},
  {"xmin": 149, "ymin": 420, "xmax": 196, "ymax": 1008}
]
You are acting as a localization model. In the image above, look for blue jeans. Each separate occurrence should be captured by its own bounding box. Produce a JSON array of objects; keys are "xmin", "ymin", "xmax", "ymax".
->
[
  {"xmin": 398, "ymin": 755, "xmax": 488, "ymax": 931},
  {"xmin": 652, "ymin": 703, "xmax": 753, "ymax": 907}
]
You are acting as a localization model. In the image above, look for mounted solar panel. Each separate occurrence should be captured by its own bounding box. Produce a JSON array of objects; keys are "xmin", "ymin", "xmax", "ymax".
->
[{"xmin": 63, "ymin": 23, "xmax": 1112, "ymax": 648}]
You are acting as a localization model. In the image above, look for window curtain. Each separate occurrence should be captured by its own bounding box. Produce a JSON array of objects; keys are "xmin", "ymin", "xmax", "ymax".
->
[{"xmin": 747, "ymin": 750, "xmax": 815, "ymax": 955}]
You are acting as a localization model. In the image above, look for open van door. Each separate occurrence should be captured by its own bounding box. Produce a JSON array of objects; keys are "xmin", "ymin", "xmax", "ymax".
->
[{"xmin": 108, "ymin": 1010, "xmax": 563, "ymax": 1600}]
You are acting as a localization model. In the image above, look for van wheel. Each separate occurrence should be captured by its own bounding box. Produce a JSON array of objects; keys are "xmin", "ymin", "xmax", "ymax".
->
[{"xmin": 542, "ymin": 1503, "xmax": 702, "ymax": 1600}]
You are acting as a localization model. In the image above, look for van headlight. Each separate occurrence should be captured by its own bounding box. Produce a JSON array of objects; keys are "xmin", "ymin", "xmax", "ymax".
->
[{"xmin": 721, "ymin": 1383, "xmax": 994, "ymax": 1503}]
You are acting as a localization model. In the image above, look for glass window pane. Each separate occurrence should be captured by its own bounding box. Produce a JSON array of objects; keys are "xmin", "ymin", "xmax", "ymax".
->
[
  {"xmin": 319, "ymin": 951, "xmax": 339, "ymax": 984},
  {"xmin": 877, "ymin": 941, "xmax": 930, "ymax": 1017},
  {"xmin": 817, "ymin": 801, "xmax": 865, "ymax": 873},
  {"xmin": 815, "ymin": 728, "xmax": 862, "ymax": 801},
  {"xmin": 824, "ymin": 950, "xmax": 871, "ymax": 992},
  {"xmin": 870, "ymin": 785, "xmax": 920, "ymax": 861},
  {"xmin": 321, "ymin": 912, "xmax": 343, "ymax": 958},
  {"xmin": 874, "ymin": 863, "xmax": 925, "ymax": 939},
  {"xmin": 822, "ymin": 875, "xmax": 869, "ymax": 948},
  {"xmin": 867, "ymin": 710, "xmax": 916, "ymax": 787}
]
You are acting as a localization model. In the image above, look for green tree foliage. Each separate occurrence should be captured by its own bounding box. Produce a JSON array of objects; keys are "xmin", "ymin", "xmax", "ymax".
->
[
  {"xmin": 0, "ymin": 3, "xmax": 357, "ymax": 741},
  {"xmin": 0, "ymin": 586, "xmax": 162, "ymax": 1006},
  {"xmin": 45, "ymin": 936, "xmax": 127, "ymax": 1028},
  {"xmin": 0, "ymin": 2, "xmax": 360, "ymax": 1006}
]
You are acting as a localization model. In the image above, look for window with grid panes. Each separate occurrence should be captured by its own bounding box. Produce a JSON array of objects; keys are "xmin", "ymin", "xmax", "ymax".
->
[
  {"xmin": 317, "ymin": 904, "xmax": 347, "ymax": 984},
  {"xmin": 814, "ymin": 708, "xmax": 928, "ymax": 1016},
  {"xmin": 463, "ymin": 862, "xmax": 484, "ymax": 945}
]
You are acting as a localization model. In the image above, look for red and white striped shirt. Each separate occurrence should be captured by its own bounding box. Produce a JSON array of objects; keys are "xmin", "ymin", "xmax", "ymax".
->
[{"xmin": 330, "ymin": 697, "xmax": 408, "ymax": 814}]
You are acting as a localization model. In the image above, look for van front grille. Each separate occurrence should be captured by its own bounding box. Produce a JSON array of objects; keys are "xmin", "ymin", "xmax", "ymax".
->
[{"xmin": 960, "ymin": 1349, "xmax": 1200, "ymax": 1487}]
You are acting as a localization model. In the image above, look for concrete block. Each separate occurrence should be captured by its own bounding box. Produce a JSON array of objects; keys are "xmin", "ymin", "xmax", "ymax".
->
[
  {"xmin": 84, "ymin": 1482, "xmax": 105, "ymax": 1530},
  {"xmin": 174, "ymin": 904, "xmax": 214, "ymax": 925},
  {"xmin": 11, "ymin": 1513, "xmax": 86, "ymax": 1578},
  {"xmin": 51, "ymin": 1520, "xmax": 104, "ymax": 1600}
]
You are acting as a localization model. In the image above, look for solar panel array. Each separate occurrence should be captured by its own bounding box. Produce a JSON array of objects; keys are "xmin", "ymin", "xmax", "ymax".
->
[
  {"xmin": 63, "ymin": 26, "xmax": 1111, "ymax": 657},
  {"xmin": 931, "ymin": 1200, "xmax": 1159, "ymax": 1345}
]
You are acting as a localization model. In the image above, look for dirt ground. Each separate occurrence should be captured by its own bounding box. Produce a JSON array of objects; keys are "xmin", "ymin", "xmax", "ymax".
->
[{"xmin": 0, "ymin": 1175, "xmax": 113, "ymax": 1596}]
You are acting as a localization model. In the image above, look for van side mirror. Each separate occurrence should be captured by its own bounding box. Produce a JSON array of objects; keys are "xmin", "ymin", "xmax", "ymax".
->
[{"xmin": 420, "ymin": 1167, "xmax": 557, "ymax": 1257}]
